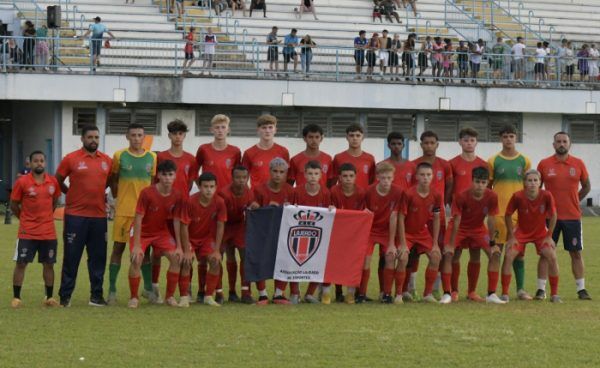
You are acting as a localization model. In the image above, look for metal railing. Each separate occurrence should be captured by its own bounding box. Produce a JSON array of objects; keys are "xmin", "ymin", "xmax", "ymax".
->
[
  {"xmin": 1, "ymin": 35, "xmax": 599, "ymax": 89},
  {"xmin": 444, "ymin": 0, "xmax": 494, "ymax": 43}
]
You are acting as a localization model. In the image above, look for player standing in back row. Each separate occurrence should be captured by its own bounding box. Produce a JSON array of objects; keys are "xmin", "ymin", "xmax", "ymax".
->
[{"xmin": 488, "ymin": 124, "xmax": 532, "ymax": 301}]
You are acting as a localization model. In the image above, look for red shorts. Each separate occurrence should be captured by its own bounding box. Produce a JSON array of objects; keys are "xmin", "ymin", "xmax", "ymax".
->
[
  {"xmin": 192, "ymin": 239, "xmax": 217, "ymax": 258},
  {"xmin": 511, "ymin": 237, "xmax": 553, "ymax": 256},
  {"xmin": 406, "ymin": 230, "xmax": 433, "ymax": 254},
  {"xmin": 130, "ymin": 234, "xmax": 176, "ymax": 253},
  {"xmin": 445, "ymin": 229, "xmax": 490, "ymax": 250},
  {"xmin": 223, "ymin": 222, "xmax": 245, "ymax": 249},
  {"xmin": 427, "ymin": 219, "xmax": 446, "ymax": 247},
  {"xmin": 368, "ymin": 234, "xmax": 391, "ymax": 256}
]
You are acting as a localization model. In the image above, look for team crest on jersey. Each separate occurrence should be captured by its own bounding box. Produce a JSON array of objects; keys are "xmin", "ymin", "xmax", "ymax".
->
[
  {"xmin": 146, "ymin": 163, "xmax": 152, "ymax": 174},
  {"xmin": 322, "ymin": 164, "xmax": 329, "ymax": 173},
  {"xmin": 363, "ymin": 165, "xmax": 369, "ymax": 174},
  {"xmin": 288, "ymin": 209, "xmax": 323, "ymax": 266},
  {"xmin": 459, "ymin": 170, "xmax": 466, "ymax": 176},
  {"xmin": 48, "ymin": 185, "xmax": 55, "ymax": 195},
  {"xmin": 184, "ymin": 164, "xmax": 190, "ymax": 175},
  {"xmin": 101, "ymin": 161, "xmax": 109, "ymax": 171},
  {"xmin": 77, "ymin": 161, "xmax": 88, "ymax": 170},
  {"xmin": 483, "ymin": 206, "xmax": 489, "ymax": 215},
  {"xmin": 539, "ymin": 204, "xmax": 546, "ymax": 214},
  {"xmin": 436, "ymin": 170, "xmax": 443, "ymax": 180},
  {"xmin": 569, "ymin": 167, "xmax": 576, "ymax": 176},
  {"xmin": 225, "ymin": 158, "xmax": 232, "ymax": 168},
  {"xmin": 517, "ymin": 166, "xmax": 523, "ymax": 176},
  {"xmin": 406, "ymin": 173, "xmax": 412, "ymax": 182}
]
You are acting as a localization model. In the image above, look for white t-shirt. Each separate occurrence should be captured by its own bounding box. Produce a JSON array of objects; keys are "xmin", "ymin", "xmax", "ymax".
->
[
  {"xmin": 535, "ymin": 48, "xmax": 547, "ymax": 63},
  {"xmin": 470, "ymin": 44, "xmax": 482, "ymax": 64},
  {"xmin": 512, "ymin": 43, "xmax": 526, "ymax": 59}
]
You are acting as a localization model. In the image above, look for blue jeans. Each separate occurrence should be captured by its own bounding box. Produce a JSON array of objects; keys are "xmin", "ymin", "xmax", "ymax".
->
[{"xmin": 301, "ymin": 52, "xmax": 312, "ymax": 73}]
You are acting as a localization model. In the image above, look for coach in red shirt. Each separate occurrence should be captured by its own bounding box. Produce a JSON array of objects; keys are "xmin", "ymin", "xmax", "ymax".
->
[
  {"xmin": 537, "ymin": 131, "xmax": 592, "ymax": 300},
  {"xmin": 56, "ymin": 125, "xmax": 112, "ymax": 307}
]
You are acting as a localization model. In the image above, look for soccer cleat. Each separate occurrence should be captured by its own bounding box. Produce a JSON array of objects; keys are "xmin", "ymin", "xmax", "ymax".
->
[
  {"xmin": 215, "ymin": 292, "xmax": 225, "ymax": 305},
  {"xmin": 335, "ymin": 292, "xmax": 344, "ymax": 303},
  {"xmin": 43, "ymin": 297, "xmax": 60, "ymax": 307},
  {"xmin": 106, "ymin": 292, "xmax": 117, "ymax": 306},
  {"xmin": 422, "ymin": 294, "xmax": 438, "ymax": 303},
  {"xmin": 165, "ymin": 296, "xmax": 179, "ymax": 307},
  {"xmin": 178, "ymin": 296, "xmax": 190, "ymax": 308},
  {"xmin": 344, "ymin": 293, "xmax": 355, "ymax": 304},
  {"xmin": 402, "ymin": 292, "xmax": 414, "ymax": 302},
  {"xmin": 304, "ymin": 295, "xmax": 320, "ymax": 304},
  {"xmin": 378, "ymin": 292, "xmax": 385, "ymax": 302},
  {"xmin": 364, "ymin": 296, "xmax": 374, "ymax": 302},
  {"xmin": 355, "ymin": 295, "xmax": 366, "ymax": 304},
  {"xmin": 152, "ymin": 285, "xmax": 163, "ymax": 304},
  {"xmin": 321, "ymin": 291, "xmax": 332, "ymax": 305},
  {"xmin": 141, "ymin": 289, "xmax": 152, "ymax": 300},
  {"xmin": 517, "ymin": 289, "xmax": 533, "ymax": 301},
  {"xmin": 203, "ymin": 296, "xmax": 221, "ymax": 307},
  {"xmin": 578, "ymin": 289, "xmax": 592, "ymax": 300},
  {"xmin": 381, "ymin": 294, "xmax": 393, "ymax": 304},
  {"xmin": 241, "ymin": 294, "xmax": 256, "ymax": 305},
  {"xmin": 88, "ymin": 296, "xmax": 108, "ymax": 307},
  {"xmin": 534, "ymin": 289, "xmax": 547, "ymax": 300},
  {"xmin": 128, "ymin": 298, "xmax": 139, "ymax": 308},
  {"xmin": 439, "ymin": 293, "xmax": 452, "ymax": 304},
  {"xmin": 393, "ymin": 295, "xmax": 404, "ymax": 305},
  {"xmin": 550, "ymin": 295, "xmax": 563, "ymax": 303},
  {"xmin": 256, "ymin": 295, "xmax": 269, "ymax": 305},
  {"xmin": 499, "ymin": 294, "xmax": 510, "ymax": 303},
  {"xmin": 60, "ymin": 297, "xmax": 72, "ymax": 308},
  {"xmin": 11, "ymin": 298, "xmax": 22, "ymax": 308},
  {"xmin": 485, "ymin": 293, "xmax": 507, "ymax": 304},
  {"xmin": 196, "ymin": 292, "xmax": 205, "ymax": 304},
  {"xmin": 272, "ymin": 296, "xmax": 292, "ymax": 305},
  {"xmin": 228, "ymin": 292, "xmax": 240, "ymax": 303},
  {"xmin": 289, "ymin": 294, "xmax": 300, "ymax": 305},
  {"xmin": 467, "ymin": 292, "xmax": 485, "ymax": 302},
  {"xmin": 451, "ymin": 291, "xmax": 459, "ymax": 302}
]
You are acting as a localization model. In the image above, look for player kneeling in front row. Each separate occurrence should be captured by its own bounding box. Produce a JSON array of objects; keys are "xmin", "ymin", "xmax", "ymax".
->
[
  {"xmin": 501, "ymin": 169, "xmax": 561, "ymax": 303},
  {"xmin": 397, "ymin": 162, "xmax": 442, "ymax": 303},
  {"xmin": 177, "ymin": 172, "xmax": 227, "ymax": 307},
  {"xmin": 440, "ymin": 167, "xmax": 505, "ymax": 304},
  {"xmin": 128, "ymin": 160, "xmax": 183, "ymax": 308}
]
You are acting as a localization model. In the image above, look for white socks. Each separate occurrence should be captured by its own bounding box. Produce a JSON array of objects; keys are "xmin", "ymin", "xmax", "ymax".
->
[
  {"xmin": 537, "ymin": 278, "xmax": 547, "ymax": 291},
  {"xmin": 576, "ymin": 278, "xmax": 585, "ymax": 292}
]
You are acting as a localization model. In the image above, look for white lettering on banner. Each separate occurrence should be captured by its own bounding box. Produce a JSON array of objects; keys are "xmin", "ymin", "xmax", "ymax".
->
[{"xmin": 273, "ymin": 205, "xmax": 336, "ymax": 282}]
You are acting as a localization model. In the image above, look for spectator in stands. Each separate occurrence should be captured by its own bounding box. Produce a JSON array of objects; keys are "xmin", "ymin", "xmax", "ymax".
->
[
  {"xmin": 299, "ymin": 0, "xmax": 318, "ymax": 20},
  {"xmin": 283, "ymin": 28, "xmax": 299, "ymax": 74},
  {"xmin": 35, "ymin": 25, "xmax": 49, "ymax": 71},
  {"xmin": 402, "ymin": 34, "xmax": 415, "ymax": 81},
  {"xmin": 469, "ymin": 38, "xmax": 483, "ymax": 83},
  {"xmin": 589, "ymin": 44, "xmax": 599, "ymax": 82},
  {"xmin": 491, "ymin": 37, "xmax": 509, "ymax": 82},
  {"xmin": 378, "ymin": 30, "xmax": 391, "ymax": 77},
  {"xmin": 354, "ymin": 30, "xmax": 368, "ymax": 79},
  {"xmin": 403, "ymin": 0, "xmax": 417, "ymax": 17},
  {"xmin": 267, "ymin": 26, "xmax": 280, "ymax": 75},
  {"xmin": 202, "ymin": 27, "xmax": 217, "ymax": 76},
  {"xmin": 577, "ymin": 44, "xmax": 590, "ymax": 83},
  {"xmin": 557, "ymin": 39, "xmax": 568, "ymax": 84},
  {"xmin": 511, "ymin": 36, "xmax": 526, "ymax": 84},
  {"xmin": 175, "ymin": 0, "xmax": 185, "ymax": 18},
  {"xmin": 6, "ymin": 38, "xmax": 22, "ymax": 70},
  {"xmin": 417, "ymin": 35, "xmax": 431, "ymax": 82},
  {"xmin": 372, "ymin": 1, "xmax": 383, "ymax": 23},
  {"xmin": 182, "ymin": 26, "xmax": 196, "ymax": 74},
  {"xmin": 213, "ymin": 0, "xmax": 228, "ymax": 16},
  {"xmin": 300, "ymin": 34, "xmax": 315, "ymax": 76},
  {"xmin": 534, "ymin": 41, "xmax": 547, "ymax": 85},
  {"xmin": 366, "ymin": 32, "xmax": 379, "ymax": 80},
  {"xmin": 457, "ymin": 40, "xmax": 469, "ymax": 83},
  {"xmin": 563, "ymin": 40, "xmax": 575, "ymax": 86},
  {"xmin": 79, "ymin": 17, "xmax": 116, "ymax": 72},
  {"xmin": 442, "ymin": 38, "xmax": 454, "ymax": 83},
  {"xmin": 381, "ymin": 0, "xmax": 401, "ymax": 23},
  {"xmin": 250, "ymin": 0, "xmax": 267, "ymax": 17},
  {"xmin": 230, "ymin": 0, "xmax": 247, "ymax": 16},
  {"xmin": 543, "ymin": 41, "xmax": 551, "ymax": 81},
  {"xmin": 21, "ymin": 20, "xmax": 35, "ymax": 70},
  {"xmin": 389, "ymin": 33, "xmax": 401, "ymax": 81},
  {"xmin": 431, "ymin": 37, "xmax": 444, "ymax": 80}
]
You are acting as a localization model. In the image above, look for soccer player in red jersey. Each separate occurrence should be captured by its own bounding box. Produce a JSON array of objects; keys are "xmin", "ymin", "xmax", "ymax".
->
[
  {"xmin": 153, "ymin": 119, "xmax": 199, "ymax": 303},
  {"xmin": 177, "ymin": 172, "xmax": 227, "ymax": 307},
  {"xmin": 127, "ymin": 160, "xmax": 183, "ymax": 308},
  {"xmin": 440, "ymin": 167, "xmax": 505, "ymax": 304},
  {"xmin": 293, "ymin": 161, "xmax": 334, "ymax": 304},
  {"xmin": 446, "ymin": 127, "xmax": 488, "ymax": 301},
  {"xmin": 382, "ymin": 132, "xmax": 415, "ymax": 190},
  {"xmin": 252, "ymin": 157, "xmax": 295, "ymax": 304},
  {"xmin": 537, "ymin": 132, "xmax": 591, "ymax": 300},
  {"xmin": 218, "ymin": 165, "xmax": 258, "ymax": 305},
  {"xmin": 331, "ymin": 124, "xmax": 376, "ymax": 190},
  {"xmin": 358, "ymin": 162, "xmax": 402, "ymax": 304},
  {"xmin": 397, "ymin": 162, "xmax": 443, "ymax": 303},
  {"xmin": 242, "ymin": 114, "xmax": 290, "ymax": 187},
  {"xmin": 330, "ymin": 163, "xmax": 366, "ymax": 303},
  {"xmin": 10, "ymin": 151, "xmax": 60, "ymax": 308},
  {"xmin": 501, "ymin": 169, "xmax": 561, "ymax": 303},
  {"xmin": 288, "ymin": 124, "xmax": 333, "ymax": 188}
]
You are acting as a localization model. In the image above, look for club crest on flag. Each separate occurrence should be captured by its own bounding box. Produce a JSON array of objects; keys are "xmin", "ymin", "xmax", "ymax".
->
[{"xmin": 287, "ymin": 209, "xmax": 324, "ymax": 266}]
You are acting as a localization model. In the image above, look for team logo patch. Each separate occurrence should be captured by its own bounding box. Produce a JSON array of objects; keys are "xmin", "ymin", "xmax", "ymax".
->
[
  {"xmin": 436, "ymin": 170, "xmax": 443, "ymax": 180},
  {"xmin": 101, "ymin": 161, "xmax": 109, "ymax": 171},
  {"xmin": 540, "ymin": 204, "xmax": 546, "ymax": 214},
  {"xmin": 517, "ymin": 166, "xmax": 523, "ymax": 175},
  {"xmin": 184, "ymin": 164, "xmax": 190, "ymax": 175},
  {"xmin": 569, "ymin": 167, "xmax": 576, "ymax": 177},
  {"xmin": 572, "ymin": 237, "xmax": 578, "ymax": 246},
  {"xmin": 225, "ymin": 158, "xmax": 232, "ymax": 168},
  {"xmin": 48, "ymin": 249, "xmax": 55, "ymax": 259},
  {"xmin": 27, "ymin": 186, "xmax": 37, "ymax": 197},
  {"xmin": 406, "ymin": 173, "xmax": 412, "ymax": 182},
  {"xmin": 287, "ymin": 209, "xmax": 323, "ymax": 266},
  {"xmin": 322, "ymin": 164, "xmax": 329, "ymax": 173},
  {"xmin": 483, "ymin": 206, "xmax": 489, "ymax": 215},
  {"xmin": 459, "ymin": 170, "xmax": 466, "ymax": 176},
  {"xmin": 77, "ymin": 161, "xmax": 88, "ymax": 170},
  {"xmin": 48, "ymin": 185, "xmax": 55, "ymax": 195},
  {"xmin": 20, "ymin": 247, "xmax": 28, "ymax": 258},
  {"xmin": 548, "ymin": 168, "xmax": 556, "ymax": 177},
  {"xmin": 363, "ymin": 165, "xmax": 369, "ymax": 174},
  {"xmin": 146, "ymin": 163, "xmax": 152, "ymax": 174}
]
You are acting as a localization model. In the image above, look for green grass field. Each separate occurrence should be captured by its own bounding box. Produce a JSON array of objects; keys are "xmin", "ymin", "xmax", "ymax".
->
[{"xmin": 1, "ymin": 218, "xmax": 599, "ymax": 367}]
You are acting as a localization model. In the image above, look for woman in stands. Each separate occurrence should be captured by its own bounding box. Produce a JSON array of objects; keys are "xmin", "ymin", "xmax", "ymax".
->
[
  {"xmin": 402, "ymin": 34, "xmax": 415, "ymax": 81},
  {"xmin": 417, "ymin": 36, "xmax": 432, "ymax": 82},
  {"xmin": 299, "ymin": 0, "xmax": 318, "ymax": 20},
  {"xmin": 299, "ymin": 35, "xmax": 316, "ymax": 76},
  {"xmin": 389, "ymin": 34, "xmax": 401, "ymax": 81},
  {"xmin": 22, "ymin": 20, "xmax": 36, "ymax": 70},
  {"xmin": 366, "ymin": 33, "xmax": 380, "ymax": 80},
  {"xmin": 230, "ymin": 0, "xmax": 247, "ymax": 17},
  {"xmin": 577, "ymin": 44, "xmax": 590, "ymax": 83},
  {"xmin": 250, "ymin": 0, "xmax": 267, "ymax": 18}
]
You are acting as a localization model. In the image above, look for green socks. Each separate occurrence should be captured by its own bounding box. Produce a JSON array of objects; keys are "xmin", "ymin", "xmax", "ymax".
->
[
  {"xmin": 109, "ymin": 263, "xmax": 121, "ymax": 293},
  {"xmin": 141, "ymin": 262, "xmax": 153, "ymax": 292},
  {"xmin": 513, "ymin": 258, "xmax": 525, "ymax": 291}
]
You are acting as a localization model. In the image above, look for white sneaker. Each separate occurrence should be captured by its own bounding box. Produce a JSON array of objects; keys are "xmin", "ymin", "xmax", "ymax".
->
[
  {"xmin": 107, "ymin": 292, "xmax": 117, "ymax": 306},
  {"xmin": 127, "ymin": 298, "xmax": 139, "ymax": 308},
  {"xmin": 439, "ymin": 293, "xmax": 452, "ymax": 304},
  {"xmin": 422, "ymin": 294, "xmax": 437, "ymax": 303},
  {"xmin": 165, "ymin": 296, "xmax": 178, "ymax": 307},
  {"xmin": 517, "ymin": 289, "xmax": 533, "ymax": 300},
  {"xmin": 486, "ymin": 293, "xmax": 507, "ymax": 304},
  {"xmin": 500, "ymin": 294, "xmax": 510, "ymax": 302},
  {"xmin": 304, "ymin": 294, "xmax": 320, "ymax": 304},
  {"xmin": 141, "ymin": 289, "xmax": 152, "ymax": 300},
  {"xmin": 394, "ymin": 295, "xmax": 404, "ymax": 304},
  {"xmin": 152, "ymin": 284, "xmax": 163, "ymax": 304},
  {"xmin": 290, "ymin": 294, "xmax": 300, "ymax": 305},
  {"xmin": 203, "ymin": 296, "xmax": 221, "ymax": 307},
  {"xmin": 178, "ymin": 296, "xmax": 190, "ymax": 308}
]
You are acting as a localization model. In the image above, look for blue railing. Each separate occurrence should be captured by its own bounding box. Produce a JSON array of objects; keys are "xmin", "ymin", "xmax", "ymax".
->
[{"xmin": 444, "ymin": 0, "xmax": 494, "ymax": 42}]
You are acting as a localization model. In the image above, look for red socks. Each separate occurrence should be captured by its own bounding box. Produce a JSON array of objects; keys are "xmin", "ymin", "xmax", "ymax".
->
[
  {"xmin": 501, "ymin": 273, "xmax": 512, "ymax": 295},
  {"xmin": 383, "ymin": 269, "xmax": 395, "ymax": 295},
  {"xmin": 306, "ymin": 282, "xmax": 319, "ymax": 296},
  {"xmin": 226, "ymin": 261, "xmax": 237, "ymax": 293},
  {"xmin": 441, "ymin": 272, "xmax": 452, "ymax": 293},
  {"xmin": 549, "ymin": 275, "xmax": 559, "ymax": 296},
  {"xmin": 165, "ymin": 271, "xmax": 179, "ymax": 299},
  {"xmin": 179, "ymin": 274, "xmax": 191, "ymax": 297},
  {"xmin": 424, "ymin": 268, "xmax": 437, "ymax": 296},
  {"xmin": 274, "ymin": 280, "xmax": 288, "ymax": 292},
  {"xmin": 152, "ymin": 263, "xmax": 161, "ymax": 284},
  {"xmin": 257, "ymin": 280, "xmax": 266, "ymax": 292},
  {"xmin": 451, "ymin": 262, "xmax": 461, "ymax": 292},
  {"xmin": 205, "ymin": 272, "xmax": 219, "ymax": 296},
  {"xmin": 359, "ymin": 269, "xmax": 370, "ymax": 295},
  {"xmin": 467, "ymin": 262, "xmax": 481, "ymax": 293},
  {"xmin": 129, "ymin": 276, "xmax": 141, "ymax": 299},
  {"xmin": 487, "ymin": 271, "xmax": 499, "ymax": 294},
  {"xmin": 290, "ymin": 282, "xmax": 300, "ymax": 296},
  {"xmin": 395, "ymin": 271, "xmax": 406, "ymax": 295}
]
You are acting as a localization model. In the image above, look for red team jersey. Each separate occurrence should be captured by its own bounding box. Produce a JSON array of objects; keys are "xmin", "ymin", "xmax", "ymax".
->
[
  {"xmin": 219, "ymin": 185, "xmax": 255, "ymax": 247},
  {"xmin": 288, "ymin": 151, "xmax": 334, "ymax": 188},
  {"xmin": 365, "ymin": 184, "xmax": 403, "ymax": 245},
  {"xmin": 294, "ymin": 185, "xmax": 331, "ymax": 207},
  {"xmin": 448, "ymin": 188, "xmax": 499, "ymax": 248},
  {"xmin": 505, "ymin": 190, "xmax": 556, "ymax": 241},
  {"xmin": 241, "ymin": 144, "xmax": 290, "ymax": 188},
  {"xmin": 157, "ymin": 150, "xmax": 199, "ymax": 198},
  {"xmin": 449, "ymin": 155, "xmax": 488, "ymax": 198},
  {"xmin": 253, "ymin": 183, "xmax": 295, "ymax": 206},
  {"xmin": 383, "ymin": 158, "xmax": 416, "ymax": 190},
  {"xmin": 412, "ymin": 156, "xmax": 452, "ymax": 206},
  {"xmin": 177, "ymin": 193, "xmax": 228, "ymax": 250},
  {"xmin": 330, "ymin": 185, "xmax": 366, "ymax": 210},
  {"xmin": 401, "ymin": 186, "xmax": 443, "ymax": 236},
  {"xmin": 135, "ymin": 185, "xmax": 182, "ymax": 239},
  {"xmin": 332, "ymin": 151, "xmax": 376, "ymax": 190},
  {"xmin": 537, "ymin": 155, "xmax": 589, "ymax": 220},
  {"xmin": 195, "ymin": 143, "xmax": 241, "ymax": 190},
  {"xmin": 11, "ymin": 173, "xmax": 60, "ymax": 240}
]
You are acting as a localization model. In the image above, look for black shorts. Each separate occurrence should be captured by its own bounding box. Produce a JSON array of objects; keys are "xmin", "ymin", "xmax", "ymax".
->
[
  {"xmin": 389, "ymin": 52, "xmax": 399, "ymax": 66},
  {"xmin": 534, "ymin": 62, "xmax": 545, "ymax": 73},
  {"xmin": 402, "ymin": 52, "xmax": 414, "ymax": 68},
  {"xmin": 185, "ymin": 52, "xmax": 194, "ymax": 60},
  {"xmin": 14, "ymin": 239, "xmax": 58, "ymax": 264},
  {"xmin": 91, "ymin": 39, "xmax": 102, "ymax": 56},
  {"xmin": 366, "ymin": 51, "xmax": 377, "ymax": 67},
  {"xmin": 418, "ymin": 52, "xmax": 428, "ymax": 67},
  {"xmin": 354, "ymin": 50, "xmax": 365, "ymax": 66},
  {"xmin": 566, "ymin": 64, "xmax": 575, "ymax": 76},
  {"xmin": 470, "ymin": 61, "xmax": 481, "ymax": 73},
  {"xmin": 552, "ymin": 220, "xmax": 583, "ymax": 251},
  {"xmin": 283, "ymin": 51, "xmax": 296, "ymax": 63},
  {"xmin": 267, "ymin": 46, "xmax": 278, "ymax": 61}
]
